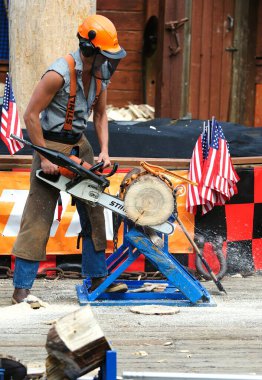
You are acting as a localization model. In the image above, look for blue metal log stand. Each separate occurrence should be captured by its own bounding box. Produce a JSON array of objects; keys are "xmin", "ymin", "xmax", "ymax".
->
[
  {"xmin": 95, "ymin": 351, "xmax": 117, "ymax": 380},
  {"xmin": 76, "ymin": 224, "xmax": 215, "ymax": 307},
  {"xmin": 0, "ymin": 368, "xmax": 4, "ymax": 380}
]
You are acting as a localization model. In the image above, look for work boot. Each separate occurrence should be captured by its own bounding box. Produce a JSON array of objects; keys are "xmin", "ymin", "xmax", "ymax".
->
[
  {"xmin": 12, "ymin": 288, "xmax": 30, "ymax": 304},
  {"xmin": 90, "ymin": 277, "xmax": 128, "ymax": 293},
  {"xmin": 12, "ymin": 289, "xmax": 41, "ymax": 309}
]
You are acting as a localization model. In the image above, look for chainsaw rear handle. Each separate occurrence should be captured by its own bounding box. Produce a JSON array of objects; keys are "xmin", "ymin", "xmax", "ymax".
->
[
  {"xmin": 10, "ymin": 135, "xmax": 110, "ymax": 188},
  {"xmin": 60, "ymin": 156, "xmax": 118, "ymax": 184}
]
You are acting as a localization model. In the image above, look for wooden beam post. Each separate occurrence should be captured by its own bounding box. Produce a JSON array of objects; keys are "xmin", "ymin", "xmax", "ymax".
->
[{"xmin": 8, "ymin": 0, "xmax": 96, "ymax": 127}]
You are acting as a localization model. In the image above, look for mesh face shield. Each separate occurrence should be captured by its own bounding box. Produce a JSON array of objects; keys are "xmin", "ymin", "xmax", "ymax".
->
[{"xmin": 91, "ymin": 52, "xmax": 120, "ymax": 80}]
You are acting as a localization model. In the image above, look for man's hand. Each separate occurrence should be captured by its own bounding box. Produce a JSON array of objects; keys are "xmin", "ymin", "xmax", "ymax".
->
[
  {"xmin": 41, "ymin": 157, "xmax": 59, "ymax": 175},
  {"xmin": 97, "ymin": 152, "xmax": 111, "ymax": 168}
]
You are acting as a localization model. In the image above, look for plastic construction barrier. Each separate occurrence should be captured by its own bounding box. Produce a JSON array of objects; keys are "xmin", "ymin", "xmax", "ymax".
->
[
  {"xmin": 193, "ymin": 167, "xmax": 262, "ymax": 275},
  {"xmin": 0, "ymin": 167, "xmax": 261, "ymax": 275}
]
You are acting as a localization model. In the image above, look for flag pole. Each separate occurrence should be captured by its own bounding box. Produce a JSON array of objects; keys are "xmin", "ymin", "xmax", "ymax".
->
[{"xmin": 176, "ymin": 216, "xmax": 227, "ymax": 294}]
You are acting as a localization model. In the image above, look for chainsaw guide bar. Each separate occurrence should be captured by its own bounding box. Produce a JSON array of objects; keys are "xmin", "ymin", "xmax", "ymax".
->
[{"xmin": 36, "ymin": 170, "xmax": 174, "ymax": 235}]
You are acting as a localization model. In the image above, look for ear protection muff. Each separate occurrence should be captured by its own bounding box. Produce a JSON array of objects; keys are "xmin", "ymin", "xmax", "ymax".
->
[{"xmin": 78, "ymin": 30, "xmax": 97, "ymax": 57}]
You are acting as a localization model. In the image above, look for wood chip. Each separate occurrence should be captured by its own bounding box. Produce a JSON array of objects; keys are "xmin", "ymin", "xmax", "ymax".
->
[
  {"xmin": 25, "ymin": 295, "xmax": 49, "ymax": 309},
  {"xmin": 133, "ymin": 351, "xmax": 148, "ymax": 357},
  {"xmin": 129, "ymin": 305, "xmax": 180, "ymax": 315},
  {"xmin": 42, "ymin": 319, "xmax": 57, "ymax": 325},
  {"xmin": 163, "ymin": 341, "xmax": 173, "ymax": 346},
  {"xmin": 128, "ymin": 283, "xmax": 168, "ymax": 293}
]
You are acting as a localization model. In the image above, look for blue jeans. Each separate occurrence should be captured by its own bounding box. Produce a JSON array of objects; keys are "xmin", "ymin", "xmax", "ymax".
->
[
  {"xmin": 13, "ymin": 258, "xmax": 40, "ymax": 289},
  {"xmin": 13, "ymin": 201, "xmax": 108, "ymax": 288},
  {"xmin": 76, "ymin": 200, "xmax": 108, "ymax": 278}
]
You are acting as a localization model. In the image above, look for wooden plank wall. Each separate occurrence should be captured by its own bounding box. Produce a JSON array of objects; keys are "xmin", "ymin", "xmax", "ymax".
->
[
  {"xmin": 1, "ymin": 155, "xmax": 261, "ymax": 171},
  {"xmin": 96, "ymin": 0, "xmax": 145, "ymax": 107},
  {"xmin": 0, "ymin": 60, "xmax": 8, "ymax": 84},
  {"xmin": 189, "ymin": 0, "xmax": 235, "ymax": 122},
  {"xmin": 155, "ymin": 0, "xmax": 187, "ymax": 119},
  {"xmin": 255, "ymin": 0, "xmax": 262, "ymax": 126}
]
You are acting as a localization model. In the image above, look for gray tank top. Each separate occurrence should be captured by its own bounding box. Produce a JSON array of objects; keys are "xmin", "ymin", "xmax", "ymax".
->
[{"xmin": 41, "ymin": 49, "xmax": 109, "ymax": 134}]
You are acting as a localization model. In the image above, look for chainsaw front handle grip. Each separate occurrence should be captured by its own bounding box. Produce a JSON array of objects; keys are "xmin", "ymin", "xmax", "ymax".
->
[
  {"xmin": 90, "ymin": 161, "xmax": 104, "ymax": 172},
  {"xmin": 90, "ymin": 161, "xmax": 119, "ymax": 179},
  {"xmin": 103, "ymin": 162, "xmax": 119, "ymax": 178}
]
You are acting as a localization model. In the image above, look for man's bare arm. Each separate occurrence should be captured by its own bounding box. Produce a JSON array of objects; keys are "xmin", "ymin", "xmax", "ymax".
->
[
  {"xmin": 24, "ymin": 71, "xmax": 64, "ymax": 174},
  {"xmin": 93, "ymin": 89, "xmax": 111, "ymax": 168}
]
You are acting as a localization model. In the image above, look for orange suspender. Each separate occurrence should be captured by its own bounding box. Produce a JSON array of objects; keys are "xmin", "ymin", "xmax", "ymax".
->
[
  {"xmin": 63, "ymin": 54, "xmax": 102, "ymax": 132},
  {"xmin": 63, "ymin": 54, "xmax": 77, "ymax": 131}
]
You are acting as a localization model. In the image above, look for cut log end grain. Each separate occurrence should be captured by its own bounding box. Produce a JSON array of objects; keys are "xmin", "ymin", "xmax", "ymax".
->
[{"xmin": 124, "ymin": 175, "xmax": 174, "ymax": 226}]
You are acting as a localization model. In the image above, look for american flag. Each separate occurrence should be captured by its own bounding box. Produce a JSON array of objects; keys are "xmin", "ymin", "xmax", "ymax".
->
[
  {"xmin": 186, "ymin": 127, "xmax": 206, "ymax": 214},
  {"xmin": 0, "ymin": 73, "xmax": 24, "ymax": 154},
  {"xmin": 186, "ymin": 118, "xmax": 239, "ymax": 215}
]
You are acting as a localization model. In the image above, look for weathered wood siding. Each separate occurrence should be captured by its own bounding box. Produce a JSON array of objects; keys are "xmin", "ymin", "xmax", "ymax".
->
[
  {"xmin": 0, "ymin": 60, "xmax": 8, "ymax": 85},
  {"xmin": 155, "ymin": 0, "xmax": 187, "ymax": 119},
  {"xmin": 3, "ymin": 0, "xmax": 261, "ymax": 125},
  {"xmin": 97, "ymin": 0, "xmax": 145, "ymax": 106},
  {"xmin": 229, "ymin": 0, "xmax": 258, "ymax": 126},
  {"xmin": 188, "ymin": 0, "xmax": 235, "ymax": 122},
  {"xmin": 255, "ymin": 0, "xmax": 262, "ymax": 126}
]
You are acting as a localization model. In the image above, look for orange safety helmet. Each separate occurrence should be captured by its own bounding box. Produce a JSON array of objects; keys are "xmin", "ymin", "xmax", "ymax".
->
[{"xmin": 77, "ymin": 14, "xmax": 126, "ymax": 59}]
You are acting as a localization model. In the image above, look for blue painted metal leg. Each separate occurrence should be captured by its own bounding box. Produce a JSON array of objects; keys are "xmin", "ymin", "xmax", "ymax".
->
[
  {"xmin": 0, "ymin": 369, "xmax": 5, "ymax": 380},
  {"xmin": 84, "ymin": 248, "xmax": 141, "ymax": 301},
  {"xmin": 106, "ymin": 222, "xmax": 131, "ymax": 272},
  {"xmin": 97, "ymin": 350, "xmax": 117, "ymax": 380},
  {"xmin": 106, "ymin": 244, "xmax": 130, "ymax": 273},
  {"xmin": 125, "ymin": 228, "xmax": 211, "ymax": 304},
  {"xmin": 76, "ymin": 221, "xmax": 215, "ymax": 306}
]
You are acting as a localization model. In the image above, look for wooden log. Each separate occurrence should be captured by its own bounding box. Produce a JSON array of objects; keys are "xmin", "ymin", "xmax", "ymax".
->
[
  {"xmin": 45, "ymin": 306, "xmax": 111, "ymax": 380},
  {"xmin": 124, "ymin": 174, "xmax": 174, "ymax": 226}
]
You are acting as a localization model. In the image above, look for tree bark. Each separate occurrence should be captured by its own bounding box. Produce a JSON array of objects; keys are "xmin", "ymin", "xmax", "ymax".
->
[
  {"xmin": 45, "ymin": 306, "xmax": 111, "ymax": 380},
  {"xmin": 9, "ymin": 0, "xmax": 96, "ymax": 127}
]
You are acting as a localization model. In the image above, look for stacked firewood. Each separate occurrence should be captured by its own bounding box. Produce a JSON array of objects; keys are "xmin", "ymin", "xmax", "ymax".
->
[{"xmin": 107, "ymin": 103, "xmax": 155, "ymax": 121}]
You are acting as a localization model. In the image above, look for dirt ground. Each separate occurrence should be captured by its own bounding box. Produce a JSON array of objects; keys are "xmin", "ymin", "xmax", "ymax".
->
[{"xmin": 0, "ymin": 274, "xmax": 262, "ymax": 378}]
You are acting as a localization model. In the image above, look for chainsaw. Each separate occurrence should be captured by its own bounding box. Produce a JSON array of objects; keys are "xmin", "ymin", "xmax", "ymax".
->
[
  {"xmin": 11, "ymin": 135, "xmax": 228, "ymax": 293},
  {"xmin": 11, "ymin": 135, "xmax": 175, "ymax": 236}
]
